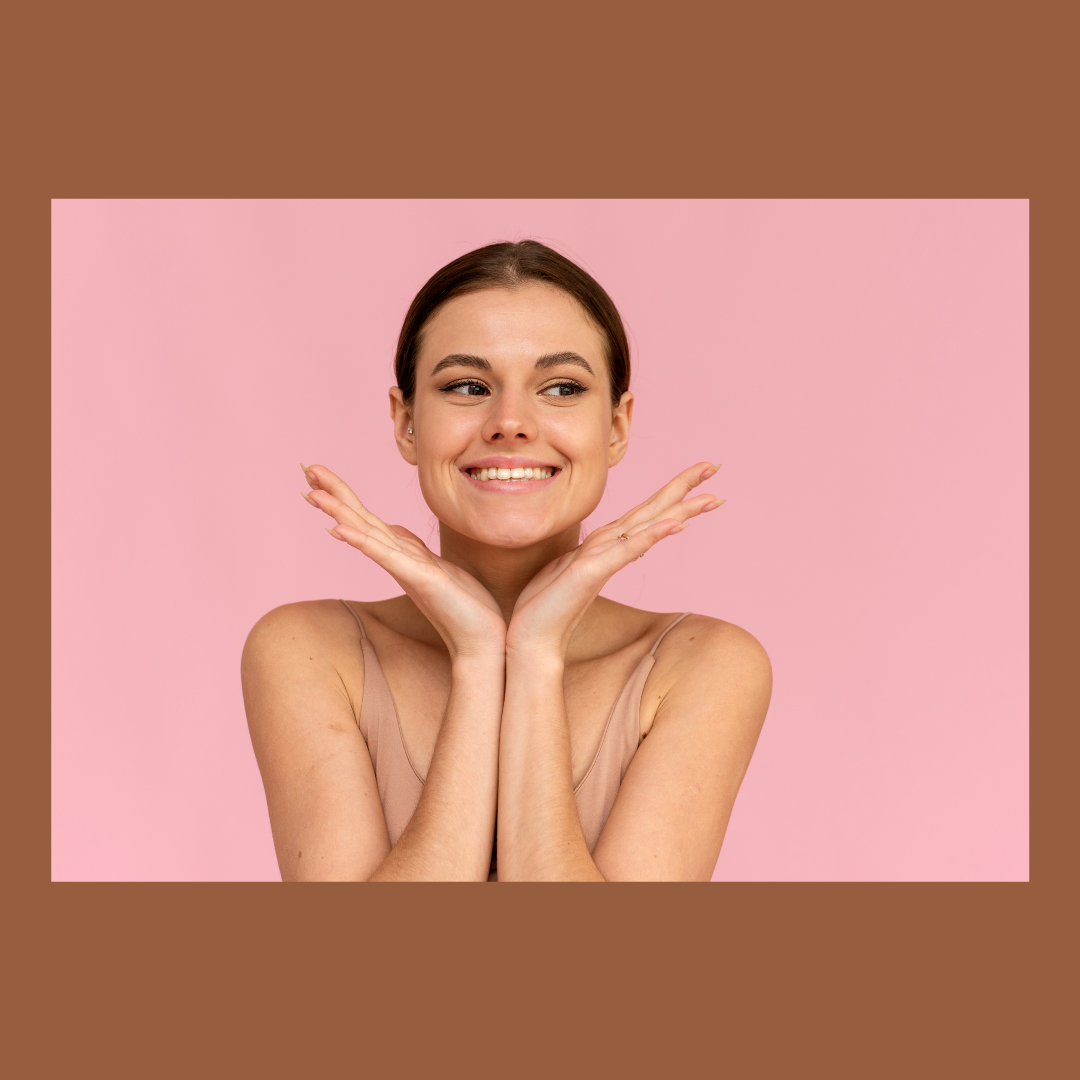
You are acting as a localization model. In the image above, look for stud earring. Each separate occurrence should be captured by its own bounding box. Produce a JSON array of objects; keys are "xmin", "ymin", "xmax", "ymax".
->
[{"xmin": 407, "ymin": 427, "xmax": 413, "ymax": 434}]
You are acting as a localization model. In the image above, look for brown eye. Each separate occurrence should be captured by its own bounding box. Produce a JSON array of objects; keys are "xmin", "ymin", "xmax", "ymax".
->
[
  {"xmin": 541, "ymin": 382, "xmax": 585, "ymax": 397},
  {"xmin": 445, "ymin": 380, "xmax": 490, "ymax": 396}
]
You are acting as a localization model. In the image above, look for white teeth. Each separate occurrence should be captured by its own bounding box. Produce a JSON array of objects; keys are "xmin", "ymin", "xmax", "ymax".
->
[{"xmin": 469, "ymin": 467, "xmax": 555, "ymax": 481}]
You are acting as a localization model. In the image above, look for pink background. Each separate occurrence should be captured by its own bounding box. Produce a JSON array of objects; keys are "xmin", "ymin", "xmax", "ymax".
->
[{"xmin": 51, "ymin": 200, "xmax": 1029, "ymax": 881}]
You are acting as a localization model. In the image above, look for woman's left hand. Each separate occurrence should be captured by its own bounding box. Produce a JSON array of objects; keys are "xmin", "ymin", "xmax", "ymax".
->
[{"xmin": 506, "ymin": 463, "xmax": 724, "ymax": 659}]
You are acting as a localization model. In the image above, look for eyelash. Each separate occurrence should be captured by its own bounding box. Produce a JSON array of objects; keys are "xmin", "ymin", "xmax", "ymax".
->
[
  {"xmin": 440, "ymin": 379, "xmax": 587, "ymax": 398},
  {"xmin": 441, "ymin": 379, "xmax": 491, "ymax": 397},
  {"xmin": 543, "ymin": 379, "xmax": 587, "ymax": 398}
]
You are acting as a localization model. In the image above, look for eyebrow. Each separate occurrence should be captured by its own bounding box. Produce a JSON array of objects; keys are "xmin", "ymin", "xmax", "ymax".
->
[
  {"xmin": 535, "ymin": 351, "xmax": 595, "ymax": 376},
  {"xmin": 429, "ymin": 351, "xmax": 595, "ymax": 377},
  {"xmin": 429, "ymin": 354, "xmax": 492, "ymax": 376}
]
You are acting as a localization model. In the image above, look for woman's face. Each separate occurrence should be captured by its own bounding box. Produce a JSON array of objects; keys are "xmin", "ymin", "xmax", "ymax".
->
[{"xmin": 392, "ymin": 283, "xmax": 632, "ymax": 549}]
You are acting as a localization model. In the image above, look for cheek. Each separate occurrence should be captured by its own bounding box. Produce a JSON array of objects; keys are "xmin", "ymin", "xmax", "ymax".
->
[
  {"xmin": 546, "ymin": 410, "xmax": 610, "ymax": 468},
  {"xmin": 412, "ymin": 403, "xmax": 478, "ymax": 466}
]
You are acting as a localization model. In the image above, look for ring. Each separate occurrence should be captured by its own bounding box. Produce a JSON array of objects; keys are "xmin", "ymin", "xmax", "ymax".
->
[{"xmin": 616, "ymin": 533, "xmax": 629, "ymax": 542}]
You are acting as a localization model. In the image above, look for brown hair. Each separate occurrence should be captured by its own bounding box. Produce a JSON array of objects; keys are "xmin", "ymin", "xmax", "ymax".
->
[{"xmin": 394, "ymin": 240, "xmax": 630, "ymax": 406}]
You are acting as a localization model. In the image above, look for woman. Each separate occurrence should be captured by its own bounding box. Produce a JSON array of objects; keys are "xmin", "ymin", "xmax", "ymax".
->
[{"xmin": 242, "ymin": 240, "xmax": 772, "ymax": 881}]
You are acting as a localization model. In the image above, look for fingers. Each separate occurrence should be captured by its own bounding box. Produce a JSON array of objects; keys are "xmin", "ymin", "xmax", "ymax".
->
[
  {"xmin": 644, "ymin": 491, "xmax": 725, "ymax": 528},
  {"xmin": 301, "ymin": 471, "xmax": 402, "ymax": 545},
  {"xmin": 618, "ymin": 493, "xmax": 725, "ymax": 549},
  {"xmin": 304, "ymin": 487, "xmax": 400, "ymax": 545},
  {"xmin": 302, "ymin": 463, "xmax": 365, "ymax": 514},
  {"xmin": 327, "ymin": 521, "xmax": 421, "ymax": 576},
  {"xmin": 299, "ymin": 467, "xmax": 442, "ymax": 571},
  {"xmin": 590, "ymin": 462, "xmax": 722, "ymax": 544},
  {"xmin": 586, "ymin": 517, "xmax": 685, "ymax": 578},
  {"xmin": 628, "ymin": 462, "xmax": 719, "ymax": 524},
  {"xmin": 587, "ymin": 480, "xmax": 726, "ymax": 574}
]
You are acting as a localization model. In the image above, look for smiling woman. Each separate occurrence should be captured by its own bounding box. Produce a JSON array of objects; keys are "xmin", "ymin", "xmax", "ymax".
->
[{"xmin": 240, "ymin": 240, "xmax": 773, "ymax": 881}]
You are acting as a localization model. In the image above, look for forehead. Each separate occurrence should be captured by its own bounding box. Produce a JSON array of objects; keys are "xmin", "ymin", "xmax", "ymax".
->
[{"xmin": 419, "ymin": 283, "xmax": 606, "ymax": 364}]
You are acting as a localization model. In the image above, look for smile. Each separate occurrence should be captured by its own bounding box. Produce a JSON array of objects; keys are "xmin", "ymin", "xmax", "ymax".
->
[{"xmin": 465, "ymin": 466, "xmax": 556, "ymax": 482}]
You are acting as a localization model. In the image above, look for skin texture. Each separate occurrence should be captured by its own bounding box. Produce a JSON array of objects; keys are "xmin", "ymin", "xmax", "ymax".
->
[{"xmin": 241, "ymin": 282, "xmax": 773, "ymax": 881}]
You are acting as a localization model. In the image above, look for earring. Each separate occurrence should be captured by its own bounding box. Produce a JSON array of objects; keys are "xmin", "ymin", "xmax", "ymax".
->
[{"xmin": 407, "ymin": 427, "xmax": 413, "ymax": 434}]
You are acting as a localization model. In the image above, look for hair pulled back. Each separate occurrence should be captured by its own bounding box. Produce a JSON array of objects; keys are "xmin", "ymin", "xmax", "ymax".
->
[{"xmin": 395, "ymin": 240, "xmax": 630, "ymax": 406}]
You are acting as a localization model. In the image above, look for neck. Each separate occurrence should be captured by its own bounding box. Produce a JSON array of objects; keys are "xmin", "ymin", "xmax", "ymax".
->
[{"xmin": 438, "ymin": 520, "xmax": 582, "ymax": 623}]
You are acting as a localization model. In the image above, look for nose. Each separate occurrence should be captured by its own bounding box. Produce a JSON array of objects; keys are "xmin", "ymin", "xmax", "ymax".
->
[{"xmin": 481, "ymin": 389, "xmax": 536, "ymax": 443}]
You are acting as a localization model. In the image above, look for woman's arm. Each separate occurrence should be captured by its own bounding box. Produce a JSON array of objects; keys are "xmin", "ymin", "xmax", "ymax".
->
[
  {"xmin": 591, "ymin": 619, "xmax": 771, "ymax": 881},
  {"xmin": 369, "ymin": 648, "xmax": 503, "ymax": 881},
  {"xmin": 242, "ymin": 600, "xmax": 392, "ymax": 881},
  {"xmin": 243, "ymin": 600, "xmax": 504, "ymax": 881},
  {"xmin": 496, "ymin": 648, "xmax": 603, "ymax": 880},
  {"xmin": 496, "ymin": 618, "xmax": 771, "ymax": 881}
]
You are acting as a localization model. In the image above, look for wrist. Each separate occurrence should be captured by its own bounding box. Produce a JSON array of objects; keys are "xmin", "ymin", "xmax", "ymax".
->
[
  {"xmin": 505, "ymin": 641, "xmax": 566, "ymax": 672},
  {"xmin": 449, "ymin": 647, "xmax": 507, "ymax": 673}
]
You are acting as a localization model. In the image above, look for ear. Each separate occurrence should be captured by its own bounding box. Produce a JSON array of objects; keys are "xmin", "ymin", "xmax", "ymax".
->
[
  {"xmin": 389, "ymin": 387, "xmax": 417, "ymax": 466},
  {"xmin": 608, "ymin": 391, "xmax": 633, "ymax": 467}
]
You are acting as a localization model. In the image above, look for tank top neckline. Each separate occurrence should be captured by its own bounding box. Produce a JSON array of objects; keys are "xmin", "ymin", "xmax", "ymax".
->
[{"xmin": 338, "ymin": 600, "xmax": 691, "ymax": 790}]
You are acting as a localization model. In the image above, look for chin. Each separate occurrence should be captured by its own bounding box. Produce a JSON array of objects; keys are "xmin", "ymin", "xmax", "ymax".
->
[
  {"xmin": 423, "ymin": 474, "xmax": 606, "ymax": 550},
  {"xmin": 436, "ymin": 502, "xmax": 585, "ymax": 551},
  {"xmin": 461, "ymin": 514, "xmax": 568, "ymax": 550}
]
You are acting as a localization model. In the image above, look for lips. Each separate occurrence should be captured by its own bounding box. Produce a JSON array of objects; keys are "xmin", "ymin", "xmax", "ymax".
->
[
  {"xmin": 457, "ymin": 457, "xmax": 562, "ymax": 488},
  {"xmin": 458, "ymin": 456, "xmax": 562, "ymax": 485}
]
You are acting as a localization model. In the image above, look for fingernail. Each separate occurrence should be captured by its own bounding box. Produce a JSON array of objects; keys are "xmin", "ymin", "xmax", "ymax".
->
[
  {"xmin": 325, "ymin": 527, "xmax": 341, "ymax": 540},
  {"xmin": 301, "ymin": 491, "xmax": 313, "ymax": 502},
  {"xmin": 301, "ymin": 462, "xmax": 310, "ymax": 476}
]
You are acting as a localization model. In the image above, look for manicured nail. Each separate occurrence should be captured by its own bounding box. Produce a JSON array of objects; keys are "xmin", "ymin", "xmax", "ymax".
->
[
  {"xmin": 705, "ymin": 498, "xmax": 726, "ymax": 511},
  {"xmin": 325, "ymin": 527, "xmax": 341, "ymax": 540},
  {"xmin": 301, "ymin": 491, "xmax": 313, "ymax": 502}
]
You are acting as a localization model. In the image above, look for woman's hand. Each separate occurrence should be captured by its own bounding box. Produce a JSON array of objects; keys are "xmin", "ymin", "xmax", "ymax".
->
[
  {"xmin": 506, "ymin": 463, "xmax": 724, "ymax": 659},
  {"xmin": 301, "ymin": 464, "xmax": 506, "ymax": 660}
]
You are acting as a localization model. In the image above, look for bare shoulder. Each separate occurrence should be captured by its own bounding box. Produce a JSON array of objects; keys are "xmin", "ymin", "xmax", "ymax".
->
[
  {"xmin": 244, "ymin": 600, "xmax": 358, "ymax": 648},
  {"xmin": 666, "ymin": 613, "xmax": 771, "ymax": 680},
  {"xmin": 646, "ymin": 613, "xmax": 772, "ymax": 731},
  {"xmin": 241, "ymin": 599, "xmax": 367, "ymax": 722},
  {"xmin": 241, "ymin": 599, "xmax": 391, "ymax": 880},
  {"xmin": 595, "ymin": 610, "xmax": 772, "ymax": 879}
]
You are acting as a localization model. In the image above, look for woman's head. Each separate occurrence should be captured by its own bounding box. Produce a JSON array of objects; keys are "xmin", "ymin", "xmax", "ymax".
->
[{"xmin": 389, "ymin": 241, "xmax": 634, "ymax": 550}]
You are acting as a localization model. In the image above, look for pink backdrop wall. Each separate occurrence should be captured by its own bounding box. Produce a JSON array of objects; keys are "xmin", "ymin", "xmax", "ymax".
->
[{"xmin": 51, "ymin": 200, "xmax": 1029, "ymax": 881}]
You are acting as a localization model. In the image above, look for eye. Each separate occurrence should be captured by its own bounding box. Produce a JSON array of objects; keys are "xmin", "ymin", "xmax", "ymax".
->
[
  {"xmin": 541, "ymin": 381, "xmax": 586, "ymax": 398},
  {"xmin": 442, "ymin": 380, "xmax": 490, "ymax": 397}
]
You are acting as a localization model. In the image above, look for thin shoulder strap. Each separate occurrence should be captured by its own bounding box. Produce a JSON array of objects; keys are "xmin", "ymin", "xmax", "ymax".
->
[
  {"xmin": 649, "ymin": 612, "xmax": 692, "ymax": 655},
  {"xmin": 339, "ymin": 598, "xmax": 366, "ymax": 637},
  {"xmin": 336, "ymin": 598, "xmax": 425, "ymax": 785}
]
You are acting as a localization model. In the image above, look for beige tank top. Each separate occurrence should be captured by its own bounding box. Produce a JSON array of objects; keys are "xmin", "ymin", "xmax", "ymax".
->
[{"xmin": 339, "ymin": 600, "xmax": 691, "ymax": 878}]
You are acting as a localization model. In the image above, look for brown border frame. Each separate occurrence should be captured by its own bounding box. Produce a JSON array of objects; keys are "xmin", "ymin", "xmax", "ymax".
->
[{"xmin": 7, "ymin": 2, "xmax": 1072, "ymax": 1075}]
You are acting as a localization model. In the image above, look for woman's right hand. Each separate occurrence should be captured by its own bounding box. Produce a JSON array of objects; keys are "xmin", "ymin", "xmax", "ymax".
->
[{"xmin": 301, "ymin": 464, "xmax": 506, "ymax": 660}]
